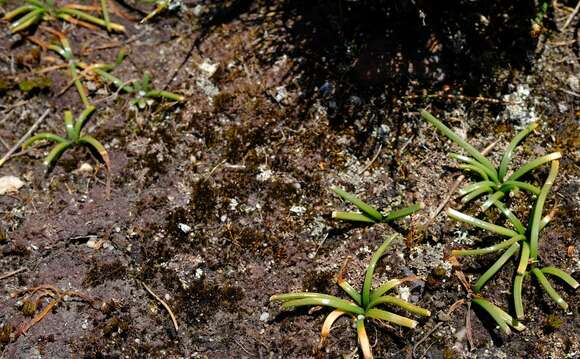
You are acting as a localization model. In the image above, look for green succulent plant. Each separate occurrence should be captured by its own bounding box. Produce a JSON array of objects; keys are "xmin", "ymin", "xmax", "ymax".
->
[
  {"xmin": 22, "ymin": 105, "xmax": 110, "ymax": 170},
  {"xmin": 91, "ymin": 66, "xmax": 184, "ymax": 109},
  {"xmin": 449, "ymin": 160, "xmax": 578, "ymax": 323},
  {"xmin": 331, "ymin": 186, "xmax": 423, "ymax": 224},
  {"xmin": 271, "ymin": 234, "xmax": 430, "ymax": 359},
  {"xmin": 420, "ymin": 110, "xmax": 560, "ymax": 210},
  {"xmin": 3, "ymin": 0, "xmax": 124, "ymax": 33},
  {"xmin": 42, "ymin": 33, "xmax": 90, "ymax": 108}
]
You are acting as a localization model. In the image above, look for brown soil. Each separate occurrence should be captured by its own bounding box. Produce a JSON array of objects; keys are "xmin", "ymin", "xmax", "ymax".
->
[{"xmin": 0, "ymin": 1, "xmax": 578, "ymax": 358}]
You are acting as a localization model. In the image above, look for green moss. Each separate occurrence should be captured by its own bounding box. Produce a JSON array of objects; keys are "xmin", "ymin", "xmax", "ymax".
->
[
  {"xmin": 18, "ymin": 77, "xmax": 52, "ymax": 93},
  {"xmin": 545, "ymin": 314, "xmax": 564, "ymax": 330},
  {"xmin": 432, "ymin": 265, "xmax": 447, "ymax": 278},
  {"xmin": 0, "ymin": 324, "xmax": 13, "ymax": 344},
  {"xmin": 21, "ymin": 299, "xmax": 37, "ymax": 317}
]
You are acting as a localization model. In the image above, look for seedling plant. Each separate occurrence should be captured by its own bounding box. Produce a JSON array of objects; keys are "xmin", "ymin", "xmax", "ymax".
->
[
  {"xmin": 331, "ymin": 186, "xmax": 423, "ymax": 224},
  {"xmin": 22, "ymin": 105, "xmax": 110, "ymax": 172},
  {"xmin": 449, "ymin": 160, "xmax": 578, "ymax": 326},
  {"xmin": 88, "ymin": 64, "xmax": 184, "ymax": 109},
  {"xmin": 271, "ymin": 234, "xmax": 430, "ymax": 359},
  {"xmin": 420, "ymin": 110, "xmax": 561, "ymax": 210},
  {"xmin": 3, "ymin": 0, "xmax": 125, "ymax": 33}
]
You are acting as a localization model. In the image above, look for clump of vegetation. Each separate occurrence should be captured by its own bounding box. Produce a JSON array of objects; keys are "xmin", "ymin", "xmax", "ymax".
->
[
  {"xmin": 449, "ymin": 160, "xmax": 578, "ymax": 323},
  {"xmin": 22, "ymin": 105, "xmax": 110, "ymax": 171},
  {"xmin": 90, "ymin": 63, "xmax": 184, "ymax": 109},
  {"xmin": 33, "ymin": 31, "xmax": 91, "ymax": 107},
  {"xmin": 421, "ymin": 110, "xmax": 560, "ymax": 210},
  {"xmin": 271, "ymin": 234, "xmax": 430, "ymax": 359},
  {"xmin": 18, "ymin": 76, "xmax": 52, "ymax": 93},
  {"xmin": 331, "ymin": 186, "xmax": 423, "ymax": 224},
  {"xmin": 3, "ymin": 0, "xmax": 125, "ymax": 33}
]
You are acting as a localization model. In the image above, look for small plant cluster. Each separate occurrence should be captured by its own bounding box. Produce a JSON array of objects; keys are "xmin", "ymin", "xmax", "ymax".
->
[
  {"xmin": 421, "ymin": 110, "xmax": 578, "ymax": 332},
  {"xmin": 270, "ymin": 110, "xmax": 576, "ymax": 357},
  {"xmin": 3, "ymin": 0, "xmax": 124, "ymax": 33},
  {"xmin": 2, "ymin": 1, "xmax": 183, "ymax": 180},
  {"xmin": 272, "ymin": 188, "xmax": 427, "ymax": 358},
  {"xmin": 272, "ymin": 235, "xmax": 430, "ymax": 359}
]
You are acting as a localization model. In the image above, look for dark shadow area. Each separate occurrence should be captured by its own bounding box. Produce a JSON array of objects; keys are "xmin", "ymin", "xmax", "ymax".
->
[{"xmin": 279, "ymin": 0, "xmax": 538, "ymax": 119}]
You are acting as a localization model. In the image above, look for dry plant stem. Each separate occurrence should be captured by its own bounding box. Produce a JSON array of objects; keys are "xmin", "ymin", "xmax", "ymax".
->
[
  {"xmin": 562, "ymin": 0, "xmax": 580, "ymax": 30},
  {"xmin": 0, "ymin": 267, "xmax": 28, "ymax": 280},
  {"xmin": 141, "ymin": 281, "xmax": 179, "ymax": 332},
  {"xmin": 15, "ymin": 299, "xmax": 58, "ymax": 338},
  {"xmin": 0, "ymin": 109, "xmax": 50, "ymax": 167}
]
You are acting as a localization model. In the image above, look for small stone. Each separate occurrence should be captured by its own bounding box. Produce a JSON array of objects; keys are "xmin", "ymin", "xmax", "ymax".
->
[
  {"xmin": 78, "ymin": 163, "xmax": 93, "ymax": 174},
  {"xmin": 178, "ymin": 223, "xmax": 192, "ymax": 234},
  {"xmin": 0, "ymin": 176, "xmax": 24, "ymax": 195},
  {"xmin": 289, "ymin": 206, "xmax": 306, "ymax": 216},
  {"xmin": 259, "ymin": 312, "xmax": 269, "ymax": 322},
  {"xmin": 198, "ymin": 60, "xmax": 218, "ymax": 78},
  {"xmin": 86, "ymin": 239, "xmax": 103, "ymax": 249}
]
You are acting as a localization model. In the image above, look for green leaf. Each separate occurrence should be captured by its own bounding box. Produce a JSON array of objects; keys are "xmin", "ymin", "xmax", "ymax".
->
[
  {"xmin": 452, "ymin": 235, "xmax": 522, "ymax": 256},
  {"xmin": 332, "ymin": 211, "xmax": 376, "ymax": 223},
  {"xmin": 541, "ymin": 267, "xmax": 579, "ymax": 289},
  {"xmin": 532, "ymin": 267, "xmax": 568, "ymax": 310},
  {"xmin": 498, "ymin": 122, "xmax": 538, "ymax": 181},
  {"xmin": 145, "ymin": 90, "xmax": 184, "ymax": 102},
  {"xmin": 516, "ymin": 242, "xmax": 530, "ymax": 275},
  {"xmin": 420, "ymin": 110, "xmax": 497, "ymax": 178},
  {"xmin": 331, "ymin": 187, "xmax": 383, "ymax": 222},
  {"xmin": 461, "ymin": 185, "xmax": 493, "ymax": 204},
  {"xmin": 473, "ymin": 243, "xmax": 519, "ymax": 292},
  {"xmin": 449, "ymin": 153, "xmax": 499, "ymax": 183},
  {"xmin": 369, "ymin": 276, "xmax": 416, "ymax": 302},
  {"xmin": 337, "ymin": 279, "xmax": 362, "ymax": 305},
  {"xmin": 362, "ymin": 235, "xmax": 397, "ymax": 307},
  {"xmin": 57, "ymin": 7, "xmax": 125, "ymax": 32},
  {"xmin": 78, "ymin": 135, "xmax": 110, "ymax": 170},
  {"xmin": 458, "ymin": 164, "xmax": 489, "ymax": 181},
  {"xmin": 499, "ymin": 181, "xmax": 541, "ymax": 195},
  {"xmin": 367, "ymin": 295, "xmax": 430, "ymax": 316},
  {"xmin": 458, "ymin": 181, "xmax": 496, "ymax": 196},
  {"xmin": 530, "ymin": 160, "xmax": 559, "ymax": 259},
  {"xmin": 447, "ymin": 208, "xmax": 520, "ymax": 238},
  {"xmin": 472, "ymin": 298, "xmax": 525, "ymax": 334},
  {"xmin": 383, "ymin": 203, "xmax": 423, "ymax": 221},
  {"xmin": 74, "ymin": 105, "xmax": 96, "ymax": 136},
  {"xmin": 3, "ymin": 5, "xmax": 37, "ymax": 21},
  {"xmin": 22, "ymin": 133, "xmax": 68, "ymax": 148},
  {"xmin": 279, "ymin": 297, "xmax": 364, "ymax": 315},
  {"xmin": 488, "ymin": 196, "xmax": 525, "ymax": 234},
  {"xmin": 64, "ymin": 111, "xmax": 75, "ymax": 139},
  {"xmin": 43, "ymin": 141, "xmax": 73, "ymax": 168},
  {"xmin": 507, "ymin": 152, "xmax": 561, "ymax": 182},
  {"xmin": 513, "ymin": 273, "xmax": 526, "ymax": 320},
  {"xmin": 365, "ymin": 308, "xmax": 417, "ymax": 328},
  {"xmin": 10, "ymin": 8, "xmax": 43, "ymax": 32}
]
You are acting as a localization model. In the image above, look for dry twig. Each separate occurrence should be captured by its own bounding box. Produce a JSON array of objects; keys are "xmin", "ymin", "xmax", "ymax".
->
[
  {"xmin": 0, "ymin": 109, "xmax": 51, "ymax": 167},
  {"xmin": 141, "ymin": 281, "xmax": 179, "ymax": 332}
]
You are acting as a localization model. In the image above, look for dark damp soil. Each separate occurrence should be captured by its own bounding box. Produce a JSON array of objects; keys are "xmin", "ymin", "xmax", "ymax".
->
[{"xmin": 0, "ymin": 1, "xmax": 578, "ymax": 358}]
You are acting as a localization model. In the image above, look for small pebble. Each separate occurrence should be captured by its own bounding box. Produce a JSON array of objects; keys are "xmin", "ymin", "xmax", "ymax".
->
[
  {"xmin": 0, "ymin": 176, "xmax": 24, "ymax": 195},
  {"xmin": 178, "ymin": 223, "xmax": 192, "ymax": 234},
  {"xmin": 259, "ymin": 312, "xmax": 269, "ymax": 322}
]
